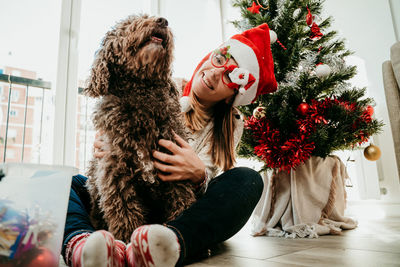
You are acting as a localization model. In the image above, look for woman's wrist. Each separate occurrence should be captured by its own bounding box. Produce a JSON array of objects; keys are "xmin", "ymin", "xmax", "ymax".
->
[{"xmin": 194, "ymin": 168, "xmax": 208, "ymax": 189}]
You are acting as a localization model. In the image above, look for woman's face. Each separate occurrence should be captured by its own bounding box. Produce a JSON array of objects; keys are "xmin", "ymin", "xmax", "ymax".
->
[{"xmin": 191, "ymin": 55, "xmax": 238, "ymax": 108}]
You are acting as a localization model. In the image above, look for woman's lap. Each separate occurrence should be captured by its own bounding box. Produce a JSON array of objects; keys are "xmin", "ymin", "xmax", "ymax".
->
[
  {"xmin": 62, "ymin": 167, "xmax": 263, "ymax": 264},
  {"xmin": 167, "ymin": 167, "xmax": 263, "ymax": 264}
]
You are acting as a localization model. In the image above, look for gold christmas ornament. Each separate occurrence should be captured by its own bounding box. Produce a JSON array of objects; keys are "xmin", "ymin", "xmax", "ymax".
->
[
  {"xmin": 363, "ymin": 144, "xmax": 381, "ymax": 161},
  {"xmin": 253, "ymin": 106, "xmax": 266, "ymax": 119}
]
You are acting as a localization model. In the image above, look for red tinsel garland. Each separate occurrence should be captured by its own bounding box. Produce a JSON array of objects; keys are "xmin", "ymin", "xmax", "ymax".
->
[
  {"xmin": 245, "ymin": 116, "xmax": 315, "ymax": 173},
  {"xmin": 245, "ymin": 98, "xmax": 374, "ymax": 172}
]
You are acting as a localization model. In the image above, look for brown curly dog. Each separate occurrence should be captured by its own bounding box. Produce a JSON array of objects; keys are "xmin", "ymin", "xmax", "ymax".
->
[{"xmin": 84, "ymin": 14, "xmax": 196, "ymax": 243}]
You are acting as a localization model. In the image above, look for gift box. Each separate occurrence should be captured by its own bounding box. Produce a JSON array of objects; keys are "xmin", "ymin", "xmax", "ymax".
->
[{"xmin": 0, "ymin": 163, "xmax": 77, "ymax": 266}]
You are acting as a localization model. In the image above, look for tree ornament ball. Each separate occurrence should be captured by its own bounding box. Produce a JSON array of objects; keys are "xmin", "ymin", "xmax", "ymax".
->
[
  {"xmin": 293, "ymin": 8, "xmax": 301, "ymax": 18},
  {"xmin": 26, "ymin": 247, "xmax": 58, "ymax": 267},
  {"xmin": 306, "ymin": 8, "xmax": 313, "ymax": 25},
  {"xmin": 315, "ymin": 64, "xmax": 332, "ymax": 78},
  {"xmin": 364, "ymin": 144, "xmax": 382, "ymax": 161},
  {"xmin": 253, "ymin": 106, "xmax": 266, "ymax": 119},
  {"xmin": 269, "ymin": 30, "xmax": 277, "ymax": 44},
  {"xmin": 366, "ymin": 105, "xmax": 374, "ymax": 116},
  {"xmin": 297, "ymin": 102, "xmax": 310, "ymax": 116}
]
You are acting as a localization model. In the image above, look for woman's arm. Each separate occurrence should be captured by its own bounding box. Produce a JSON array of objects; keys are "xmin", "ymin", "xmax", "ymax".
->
[{"xmin": 94, "ymin": 131, "xmax": 207, "ymax": 185}]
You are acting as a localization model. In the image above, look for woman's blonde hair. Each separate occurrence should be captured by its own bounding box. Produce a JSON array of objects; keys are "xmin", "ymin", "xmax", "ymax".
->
[{"xmin": 184, "ymin": 92, "xmax": 237, "ymax": 171}]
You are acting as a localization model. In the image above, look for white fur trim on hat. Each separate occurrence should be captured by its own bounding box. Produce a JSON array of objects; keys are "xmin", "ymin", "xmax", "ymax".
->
[
  {"xmin": 180, "ymin": 96, "xmax": 191, "ymax": 113},
  {"xmin": 223, "ymin": 39, "xmax": 260, "ymax": 107}
]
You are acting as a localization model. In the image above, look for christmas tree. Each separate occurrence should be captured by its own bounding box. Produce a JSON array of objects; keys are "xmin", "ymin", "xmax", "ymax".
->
[{"xmin": 233, "ymin": 0, "xmax": 383, "ymax": 172}]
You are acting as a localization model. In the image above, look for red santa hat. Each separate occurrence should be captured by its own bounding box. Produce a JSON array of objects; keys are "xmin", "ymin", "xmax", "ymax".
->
[{"xmin": 180, "ymin": 23, "xmax": 277, "ymax": 112}]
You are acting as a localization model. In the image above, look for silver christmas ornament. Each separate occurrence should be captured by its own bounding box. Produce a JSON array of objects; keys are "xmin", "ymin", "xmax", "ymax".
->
[{"xmin": 315, "ymin": 64, "xmax": 332, "ymax": 78}]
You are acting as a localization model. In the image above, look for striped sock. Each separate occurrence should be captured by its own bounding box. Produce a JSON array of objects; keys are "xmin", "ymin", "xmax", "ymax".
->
[
  {"xmin": 129, "ymin": 224, "xmax": 180, "ymax": 267},
  {"xmin": 66, "ymin": 230, "xmax": 126, "ymax": 267},
  {"xmin": 125, "ymin": 242, "xmax": 136, "ymax": 267}
]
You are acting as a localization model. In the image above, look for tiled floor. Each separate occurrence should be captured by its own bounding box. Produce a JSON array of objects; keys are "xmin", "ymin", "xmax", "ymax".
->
[{"xmin": 187, "ymin": 202, "xmax": 400, "ymax": 267}]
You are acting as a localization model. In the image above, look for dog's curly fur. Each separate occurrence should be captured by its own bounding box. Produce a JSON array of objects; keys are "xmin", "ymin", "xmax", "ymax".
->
[{"xmin": 85, "ymin": 14, "xmax": 197, "ymax": 243}]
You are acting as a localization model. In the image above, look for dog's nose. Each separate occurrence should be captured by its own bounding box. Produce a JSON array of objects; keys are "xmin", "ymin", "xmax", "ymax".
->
[{"xmin": 156, "ymin": 17, "xmax": 168, "ymax": 27}]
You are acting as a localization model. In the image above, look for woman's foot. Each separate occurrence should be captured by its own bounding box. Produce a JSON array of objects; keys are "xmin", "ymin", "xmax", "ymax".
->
[
  {"xmin": 129, "ymin": 224, "xmax": 180, "ymax": 267},
  {"xmin": 67, "ymin": 230, "xmax": 125, "ymax": 267}
]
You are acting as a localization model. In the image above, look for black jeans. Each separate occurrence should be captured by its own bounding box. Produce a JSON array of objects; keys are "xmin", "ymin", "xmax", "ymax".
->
[{"xmin": 62, "ymin": 167, "xmax": 263, "ymax": 265}]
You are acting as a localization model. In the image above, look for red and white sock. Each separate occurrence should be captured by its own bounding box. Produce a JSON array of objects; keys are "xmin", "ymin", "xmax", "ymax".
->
[
  {"xmin": 128, "ymin": 224, "xmax": 180, "ymax": 267},
  {"xmin": 66, "ymin": 230, "xmax": 126, "ymax": 267},
  {"xmin": 125, "ymin": 242, "xmax": 136, "ymax": 267}
]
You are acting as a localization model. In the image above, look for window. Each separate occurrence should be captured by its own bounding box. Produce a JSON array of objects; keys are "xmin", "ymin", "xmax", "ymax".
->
[
  {"xmin": 6, "ymin": 148, "xmax": 16, "ymax": 160},
  {"xmin": 6, "ymin": 129, "xmax": 17, "ymax": 145},
  {"xmin": 9, "ymin": 109, "xmax": 18, "ymax": 117},
  {"xmin": 0, "ymin": 0, "xmax": 61, "ymax": 164},
  {"xmin": 10, "ymin": 90, "xmax": 19, "ymax": 102}
]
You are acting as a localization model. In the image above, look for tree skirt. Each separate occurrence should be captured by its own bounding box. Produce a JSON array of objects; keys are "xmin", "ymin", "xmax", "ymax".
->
[{"xmin": 251, "ymin": 155, "xmax": 358, "ymax": 238}]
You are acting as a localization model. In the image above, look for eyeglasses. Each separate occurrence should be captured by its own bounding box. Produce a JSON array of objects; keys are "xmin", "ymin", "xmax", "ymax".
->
[{"xmin": 210, "ymin": 51, "xmax": 239, "ymax": 90}]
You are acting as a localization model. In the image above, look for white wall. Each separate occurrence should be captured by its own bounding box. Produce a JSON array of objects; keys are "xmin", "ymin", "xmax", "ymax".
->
[
  {"xmin": 389, "ymin": 0, "xmax": 400, "ymax": 41},
  {"xmin": 323, "ymin": 0, "xmax": 400, "ymax": 202}
]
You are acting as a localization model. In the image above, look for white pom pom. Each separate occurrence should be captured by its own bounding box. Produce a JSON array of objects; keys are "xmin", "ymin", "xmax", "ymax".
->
[
  {"xmin": 293, "ymin": 8, "xmax": 301, "ymax": 18},
  {"xmin": 239, "ymin": 87, "xmax": 246, "ymax": 94},
  {"xmin": 179, "ymin": 96, "xmax": 191, "ymax": 113},
  {"xmin": 269, "ymin": 30, "xmax": 277, "ymax": 44},
  {"xmin": 315, "ymin": 64, "xmax": 332, "ymax": 78}
]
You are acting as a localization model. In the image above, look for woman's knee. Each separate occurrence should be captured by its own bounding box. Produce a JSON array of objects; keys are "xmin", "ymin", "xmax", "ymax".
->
[
  {"xmin": 72, "ymin": 174, "xmax": 88, "ymax": 187},
  {"xmin": 225, "ymin": 167, "xmax": 264, "ymax": 197}
]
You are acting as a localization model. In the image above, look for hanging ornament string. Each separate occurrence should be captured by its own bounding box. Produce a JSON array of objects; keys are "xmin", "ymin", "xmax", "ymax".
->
[
  {"xmin": 255, "ymin": 0, "xmax": 269, "ymax": 10},
  {"xmin": 270, "ymin": 30, "xmax": 287, "ymax": 50},
  {"xmin": 276, "ymin": 39, "xmax": 287, "ymax": 50},
  {"xmin": 305, "ymin": 6, "xmax": 324, "ymax": 40}
]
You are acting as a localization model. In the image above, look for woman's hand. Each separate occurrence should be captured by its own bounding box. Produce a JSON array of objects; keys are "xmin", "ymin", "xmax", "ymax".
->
[
  {"xmin": 152, "ymin": 133, "xmax": 206, "ymax": 184},
  {"xmin": 93, "ymin": 131, "xmax": 108, "ymax": 159}
]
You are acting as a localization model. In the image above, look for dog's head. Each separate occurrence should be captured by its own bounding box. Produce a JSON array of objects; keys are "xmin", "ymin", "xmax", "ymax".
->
[{"xmin": 85, "ymin": 14, "xmax": 174, "ymax": 97}]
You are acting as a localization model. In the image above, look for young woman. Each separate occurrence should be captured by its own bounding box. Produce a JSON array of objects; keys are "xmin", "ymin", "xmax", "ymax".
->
[{"xmin": 62, "ymin": 23, "xmax": 277, "ymax": 267}]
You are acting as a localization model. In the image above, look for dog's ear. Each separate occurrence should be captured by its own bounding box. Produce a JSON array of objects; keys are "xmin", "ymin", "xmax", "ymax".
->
[
  {"xmin": 85, "ymin": 31, "xmax": 119, "ymax": 97},
  {"xmin": 84, "ymin": 52, "xmax": 110, "ymax": 97}
]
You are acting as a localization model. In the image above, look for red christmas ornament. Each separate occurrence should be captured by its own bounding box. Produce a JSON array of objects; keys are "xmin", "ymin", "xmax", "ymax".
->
[
  {"xmin": 359, "ymin": 106, "xmax": 374, "ymax": 123},
  {"xmin": 366, "ymin": 105, "xmax": 374, "ymax": 116},
  {"xmin": 26, "ymin": 247, "xmax": 58, "ymax": 267},
  {"xmin": 297, "ymin": 103, "xmax": 310, "ymax": 116},
  {"xmin": 247, "ymin": 1, "xmax": 261, "ymax": 14},
  {"xmin": 306, "ymin": 7, "xmax": 313, "ymax": 26},
  {"xmin": 310, "ymin": 22, "xmax": 323, "ymax": 39}
]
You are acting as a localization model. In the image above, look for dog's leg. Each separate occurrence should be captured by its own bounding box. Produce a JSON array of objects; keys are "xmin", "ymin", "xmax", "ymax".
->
[{"xmin": 99, "ymin": 174, "xmax": 147, "ymax": 243}]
